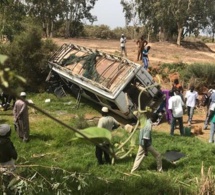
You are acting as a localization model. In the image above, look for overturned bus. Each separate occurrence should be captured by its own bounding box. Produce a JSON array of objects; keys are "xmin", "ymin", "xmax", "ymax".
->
[{"xmin": 46, "ymin": 43, "xmax": 163, "ymax": 119}]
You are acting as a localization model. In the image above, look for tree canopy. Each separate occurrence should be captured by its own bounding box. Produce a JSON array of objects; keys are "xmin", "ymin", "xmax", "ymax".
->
[
  {"xmin": 121, "ymin": 0, "xmax": 215, "ymax": 44},
  {"xmin": 0, "ymin": 0, "xmax": 98, "ymax": 39}
]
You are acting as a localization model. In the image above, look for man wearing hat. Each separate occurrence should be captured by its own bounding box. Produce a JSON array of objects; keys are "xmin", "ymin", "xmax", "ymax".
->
[
  {"xmin": 96, "ymin": 107, "xmax": 120, "ymax": 165},
  {"xmin": 13, "ymin": 92, "xmax": 30, "ymax": 142},
  {"xmin": 0, "ymin": 124, "xmax": 18, "ymax": 170},
  {"xmin": 120, "ymin": 34, "xmax": 127, "ymax": 57}
]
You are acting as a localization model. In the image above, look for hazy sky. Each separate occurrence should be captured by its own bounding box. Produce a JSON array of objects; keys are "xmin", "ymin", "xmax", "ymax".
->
[{"xmin": 91, "ymin": 0, "xmax": 126, "ymax": 29}]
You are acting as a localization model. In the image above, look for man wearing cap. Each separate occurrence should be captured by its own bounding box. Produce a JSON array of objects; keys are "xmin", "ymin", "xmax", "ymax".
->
[
  {"xmin": 96, "ymin": 107, "xmax": 120, "ymax": 165},
  {"xmin": 13, "ymin": 92, "xmax": 30, "ymax": 142},
  {"xmin": 0, "ymin": 124, "xmax": 18, "ymax": 171},
  {"xmin": 204, "ymin": 89, "xmax": 215, "ymax": 130},
  {"xmin": 120, "ymin": 34, "xmax": 127, "ymax": 57}
]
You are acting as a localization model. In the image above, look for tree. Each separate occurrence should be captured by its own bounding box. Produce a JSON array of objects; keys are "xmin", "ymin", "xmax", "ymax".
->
[
  {"xmin": 0, "ymin": 0, "xmax": 26, "ymax": 41},
  {"xmin": 25, "ymin": 0, "xmax": 98, "ymax": 38},
  {"xmin": 0, "ymin": 22, "xmax": 57, "ymax": 91},
  {"xmin": 121, "ymin": 0, "xmax": 141, "ymax": 39},
  {"xmin": 64, "ymin": 0, "xmax": 98, "ymax": 38},
  {"xmin": 121, "ymin": 0, "xmax": 214, "ymax": 45},
  {"xmin": 205, "ymin": 1, "xmax": 215, "ymax": 42}
]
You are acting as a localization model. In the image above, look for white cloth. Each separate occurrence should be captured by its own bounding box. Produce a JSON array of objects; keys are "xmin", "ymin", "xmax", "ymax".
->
[
  {"xmin": 120, "ymin": 37, "xmax": 126, "ymax": 47},
  {"xmin": 210, "ymin": 102, "xmax": 215, "ymax": 111},
  {"xmin": 168, "ymin": 95, "xmax": 184, "ymax": 117},
  {"xmin": 185, "ymin": 90, "xmax": 198, "ymax": 107}
]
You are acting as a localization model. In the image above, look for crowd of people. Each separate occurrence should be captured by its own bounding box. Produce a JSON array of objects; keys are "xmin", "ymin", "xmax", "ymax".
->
[
  {"xmin": 1, "ymin": 86, "xmax": 214, "ymax": 173},
  {"xmin": 1, "ymin": 51, "xmax": 215, "ymax": 187}
]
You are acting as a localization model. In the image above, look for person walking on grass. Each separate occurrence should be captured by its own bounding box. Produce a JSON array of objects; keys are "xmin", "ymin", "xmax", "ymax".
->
[
  {"xmin": 207, "ymin": 101, "xmax": 215, "ymax": 143},
  {"xmin": 142, "ymin": 46, "xmax": 151, "ymax": 70},
  {"xmin": 130, "ymin": 112, "xmax": 162, "ymax": 173},
  {"xmin": 203, "ymin": 89, "xmax": 215, "ymax": 130},
  {"xmin": 13, "ymin": 92, "xmax": 30, "ymax": 142},
  {"xmin": 120, "ymin": 34, "xmax": 127, "ymax": 57},
  {"xmin": 168, "ymin": 90, "xmax": 184, "ymax": 136},
  {"xmin": 184, "ymin": 86, "xmax": 199, "ymax": 126},
  {"xmin": 96, "ymin": 107, "xmax": 120, "ymax": 165}
]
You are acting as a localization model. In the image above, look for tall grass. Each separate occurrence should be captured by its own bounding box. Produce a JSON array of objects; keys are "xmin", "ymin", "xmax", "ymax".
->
[{"xmin": 1, "ymin": 93, "xmax": 215, "ymax": 194}]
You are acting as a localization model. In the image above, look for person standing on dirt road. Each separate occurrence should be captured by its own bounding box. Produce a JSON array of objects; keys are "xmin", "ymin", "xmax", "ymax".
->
[
  {"xmin": 130, "ymin": 112, "xmax": 162, "ymax": 173},
  {"xmin": 142, "ymin": 46, "xmax": 151, "ymax": 70},
  {"xmin": 184, "ymin": 86, "xmax": 199, "ymax": 126},
  {"xmin": 13, "ymin": 92, "xmax": 30, "ymax": 142},
  {"xmin": 136, "ymin": 35, "xmax": 148, "ymax": 61},
  {"xmin": 96, "ymin": 107, "xmax": 120, "ymax": 165},
  {"xmin": 168, "ymin": 90, "xmax": 184, "ymax": 136},
  {"xmin": 120, "ymin": 34, "xmax": 127, "ymax": 57}
]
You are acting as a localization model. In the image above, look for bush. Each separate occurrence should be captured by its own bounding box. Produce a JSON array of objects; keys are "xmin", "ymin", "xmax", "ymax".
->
[
  {"xmin": 0, "ymin": 27, "xmax": 57, "ymax": 92},
  {"xmin": 183, "ymin": 63, "xmax": 215, "ymax": 90}
]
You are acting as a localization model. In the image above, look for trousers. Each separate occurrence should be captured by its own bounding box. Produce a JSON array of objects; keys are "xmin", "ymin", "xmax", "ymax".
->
[{"xmin": 131, "ymin": 145, "xmax": 162, "ymax": 173}]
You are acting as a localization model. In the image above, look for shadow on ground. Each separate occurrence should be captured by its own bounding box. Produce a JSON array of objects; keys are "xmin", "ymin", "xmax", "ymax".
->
[{"xmin": 181, "ymin": 41, "xmax": 215, "ymax": 52}]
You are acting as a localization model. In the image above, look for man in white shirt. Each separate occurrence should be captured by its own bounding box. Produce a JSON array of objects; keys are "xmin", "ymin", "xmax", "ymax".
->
[
  {"xmin": 120, "ymin": 34, "xmax": 127, "ymax": 57},
  {"xmin": 184, "ymin": 86, "xmax": 198, "ymax": 126},
  {"xmin": 168, "ymin": 90, "xmax": 184, "ymax": 136}
]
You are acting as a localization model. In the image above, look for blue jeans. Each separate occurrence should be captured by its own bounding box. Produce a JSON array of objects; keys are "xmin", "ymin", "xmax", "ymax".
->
[
  {"xmin": 142, "ymin": 57, "xmax": 149, "ymax": 69},
  {"xmin": 187, "ymin": 106, "xmax": 194, "ymax": 122},
  {"xmin": 170, "ymin": 117, "xmax": 184, "ymax": 135},
  {"xmin": 209, "ymin": 122, "xmax": 215, "ymax": 143}
]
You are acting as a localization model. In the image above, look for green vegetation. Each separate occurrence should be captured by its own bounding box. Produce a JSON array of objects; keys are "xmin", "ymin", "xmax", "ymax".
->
[
  {"xmin": 0, "ymin": 26, "xmax": 57, "ymax": 92},
  {"xmin": 1, "ymin": 93, "xmax": 215, "ymax": 194},
  {"xmin": 183, "ymin": 63, "xmax": 215, "ymax": 90},
  {"xmin": 150, "ymin": 63, "xmax": 215, "ymax": 91}
]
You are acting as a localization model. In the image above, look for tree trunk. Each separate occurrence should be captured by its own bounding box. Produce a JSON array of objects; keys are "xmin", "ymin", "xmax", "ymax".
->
[
  {"xmin": 177, "ymin": 23, "xmax": 183, "ymax": 45},
  {"xmin": 147, "ymin": 32, "xmax": 150, "ymax": 43},
  {"xmin": 212, "ymin": 31, "xmax": 215, "ymax": 43},
  {"xmin": 50, "ymin": 20, "xmax": 54, "ymax": 38},
  {"xmin": 46, "ymin": 22, "xmax": 50, "ymax": 38},
  {"xmin": 42, "ymin": 22, "xmax": 47, "ymax": 38},
  {"xmin": 65, "ymin": 19, "xmax": 70, "ymax": 38}
]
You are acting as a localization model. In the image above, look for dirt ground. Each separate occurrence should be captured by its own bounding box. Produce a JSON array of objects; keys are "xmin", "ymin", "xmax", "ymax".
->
[{"xmin": 52, "ymin": 38, "xmax": 215, "ymax": 142}]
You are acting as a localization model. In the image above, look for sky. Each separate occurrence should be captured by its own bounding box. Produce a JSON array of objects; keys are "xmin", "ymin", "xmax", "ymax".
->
[{"xmin": 90, "ymin": 0, "xmax": 126, "ymax": 29}]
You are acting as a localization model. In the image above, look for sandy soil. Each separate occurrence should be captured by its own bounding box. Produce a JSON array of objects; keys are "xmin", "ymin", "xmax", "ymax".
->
[{"xmin": 52, "ymin": 38, "xmax": 215, "ymax": 142}]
